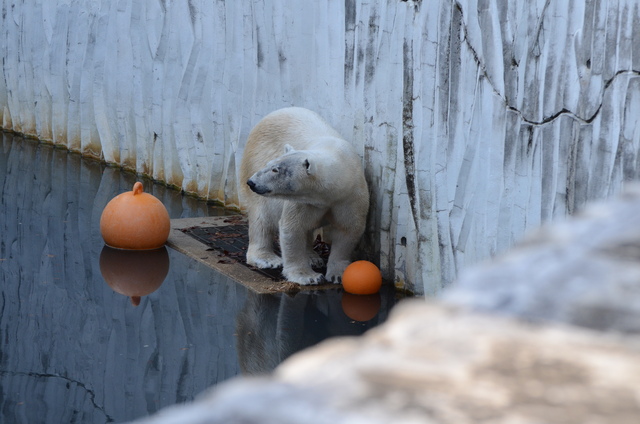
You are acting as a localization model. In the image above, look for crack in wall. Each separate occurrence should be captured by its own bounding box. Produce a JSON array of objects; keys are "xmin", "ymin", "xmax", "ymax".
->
[
  {"xmin": 403, "ymin": 38, "xmax": 419, "ymax": 233},
  {"xmin": 454, "ymin": 1, "xmax": 640, "ymax": 127},
  {"xmin": 0, "ymin": 369, "xmax": 114, "ymax": 422},
  {"xmin": 509, "ymin": 69, "xmax": 640, "ymax": 125}
]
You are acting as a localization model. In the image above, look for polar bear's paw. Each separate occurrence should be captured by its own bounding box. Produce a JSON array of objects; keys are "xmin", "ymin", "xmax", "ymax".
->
[
  {"xmin": 283, "ymin": 268, "xmax": 326, "ymax": 286},
  {"xmin": 325, "ymin": 260, "xmax": 350, "ymax": 284},
  {"xmin": 246, "ymin": 250, "xmax": 283, "ymax": 269}
]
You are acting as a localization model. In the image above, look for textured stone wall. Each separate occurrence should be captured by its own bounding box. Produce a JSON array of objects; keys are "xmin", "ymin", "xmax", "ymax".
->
[{"xmin": 2, "ymin": 0, "xmax": 639, "ymax": 294}]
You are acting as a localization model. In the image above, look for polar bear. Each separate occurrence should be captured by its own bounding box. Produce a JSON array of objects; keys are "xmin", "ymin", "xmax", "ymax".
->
[{"xmin": 240, "ymin": 107, "xmax": 369, "ymax": 285}]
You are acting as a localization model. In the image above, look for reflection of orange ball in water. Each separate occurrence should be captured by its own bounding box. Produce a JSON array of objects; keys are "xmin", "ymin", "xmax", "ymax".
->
[
  {"xmin": 100, "ymin": 245, "xmax": 170, "ymax": 306},
  {"xmin": 342, "ymin": 260, "xmax": 382, "ymax": 295},
  {"xmin": 100, "ymin": 182, "xmax": 170, "ymax": 250},
  {"xmin": 341, "ymin": 293, "xmax": 381, "ymax": 321}
]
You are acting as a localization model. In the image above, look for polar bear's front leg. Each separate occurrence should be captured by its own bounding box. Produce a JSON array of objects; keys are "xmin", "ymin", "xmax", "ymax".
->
[
  {"xmin": 325, "ymin": 203, "xmax": 368, "ymax": 283},
  {"xmin": 279, "ymin": 204, "xmax": 325, "ymax": 285},
  {"xmin": 325, "ymin": 234, "xmax": 359, "ymax": 283},
  {"xmin": 246, "ymin": 207, "xmax": 283, "ymax": 269}
]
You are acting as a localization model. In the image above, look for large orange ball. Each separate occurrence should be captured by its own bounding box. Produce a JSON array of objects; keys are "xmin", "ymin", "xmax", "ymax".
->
[
  {"xmin": 342, "ymin": 260, "xmax": 382, "ymax": 295},
  {"xmin": 100, "ymin": 182, "xmax": 170, "ymax": 250}
]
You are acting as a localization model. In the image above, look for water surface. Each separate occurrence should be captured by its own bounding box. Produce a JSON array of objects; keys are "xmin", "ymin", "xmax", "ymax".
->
[{"xmin": 0, "ymin": 133, "xmax": 397, "ymax": 423}]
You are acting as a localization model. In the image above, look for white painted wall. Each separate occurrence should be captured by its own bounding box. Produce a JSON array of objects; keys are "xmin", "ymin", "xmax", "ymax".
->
[{"xmin": 2, "ymin": 0, "xmax": 639, "ymax": 295}]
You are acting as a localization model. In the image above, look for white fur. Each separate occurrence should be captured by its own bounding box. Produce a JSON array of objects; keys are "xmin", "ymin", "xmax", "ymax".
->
[{"xmin": 240, "ymin": 107, "xmax": 369, "ymax": 285}]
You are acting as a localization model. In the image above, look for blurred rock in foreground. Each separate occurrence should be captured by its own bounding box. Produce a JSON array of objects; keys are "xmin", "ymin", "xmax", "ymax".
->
[{"xmin": 443, "ymin": 184, "xmax": 640, "ymax": 333}]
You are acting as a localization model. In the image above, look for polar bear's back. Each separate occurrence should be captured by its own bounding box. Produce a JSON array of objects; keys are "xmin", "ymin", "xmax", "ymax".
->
[
  {"xmin": 260, "ymin": 107, "xmax": 342, "ymax": 142},
  {"xmin": 240, "ymin": 107, "xmax": 348, "ymax": 189}
]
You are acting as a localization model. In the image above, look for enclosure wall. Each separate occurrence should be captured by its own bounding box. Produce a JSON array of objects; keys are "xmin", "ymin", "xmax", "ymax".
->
[{"xmin": 2, "ymin": 0, "xmax": 639, "ymax": 294}]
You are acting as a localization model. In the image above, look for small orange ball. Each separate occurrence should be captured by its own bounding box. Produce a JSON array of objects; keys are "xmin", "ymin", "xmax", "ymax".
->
[
  {"xmin": 342, "ymin": 260, "xmax": 382, "ymax": 295},
  {"xmin": 100, "ymin": 182, "xmax": 170, "ymax": 250}
]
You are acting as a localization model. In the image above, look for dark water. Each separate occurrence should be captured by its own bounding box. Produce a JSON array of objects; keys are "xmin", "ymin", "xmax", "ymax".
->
[{"xmin": 0, "ymin": 133, "xmax": 398, "ymax": 423}]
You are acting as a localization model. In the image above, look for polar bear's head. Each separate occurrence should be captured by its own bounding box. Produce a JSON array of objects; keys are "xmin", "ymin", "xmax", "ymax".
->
[{"xmin": 246, "ymin": 144, "xmax": 317, "ymax": 198}]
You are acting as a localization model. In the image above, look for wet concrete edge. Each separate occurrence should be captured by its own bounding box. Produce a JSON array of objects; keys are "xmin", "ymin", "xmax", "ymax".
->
[{"xmin": 167, "ymin": 217, "xmax": 341, "ymax": 294}]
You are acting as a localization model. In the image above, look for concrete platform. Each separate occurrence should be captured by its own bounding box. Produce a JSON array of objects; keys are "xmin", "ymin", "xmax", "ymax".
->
[{"xmin": 167, "ymin": 216, "xmax": 342, "ymax": 294}]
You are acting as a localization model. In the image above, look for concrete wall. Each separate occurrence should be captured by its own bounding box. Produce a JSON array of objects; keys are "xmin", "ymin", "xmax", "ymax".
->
[{"xmin": 2, "ymin": 0, "xmax": 640, "ymax": 295}]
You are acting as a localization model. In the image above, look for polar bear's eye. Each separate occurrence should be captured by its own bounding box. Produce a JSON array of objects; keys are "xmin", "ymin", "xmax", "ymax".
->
[{"xmin": 271, "ymin": 167, "xmax": 279, "ymax": 173}]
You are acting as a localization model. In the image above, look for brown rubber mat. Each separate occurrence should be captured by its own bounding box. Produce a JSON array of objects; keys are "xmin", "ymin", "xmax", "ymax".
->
[{"xmin": 181, "ymin": 224, "xmax": 329, "ymax": 282}]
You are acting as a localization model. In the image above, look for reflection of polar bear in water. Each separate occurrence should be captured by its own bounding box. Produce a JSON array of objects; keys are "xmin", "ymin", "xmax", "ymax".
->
[
  {"xmin": 235, "ymin": 291, "xmax": 384, "ymax": 375},
  {"xmin": 240, "ymin": 107, "xmax": 369, "ymax": 285}
]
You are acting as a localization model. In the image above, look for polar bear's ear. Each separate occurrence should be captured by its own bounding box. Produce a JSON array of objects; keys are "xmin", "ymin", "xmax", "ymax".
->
[
  {"xmin": 284, "ymin": 144, "xmax": 295, "ymax": 154},
  {"xmin": 304, "ymin": 158, "xmax": 314, "ymax": 175}
]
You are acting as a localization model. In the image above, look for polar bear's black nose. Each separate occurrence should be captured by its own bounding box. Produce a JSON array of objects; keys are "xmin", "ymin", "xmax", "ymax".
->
[{"xmin": 247, "ymin": 179, "xmax": 270, "ymax": 195}]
